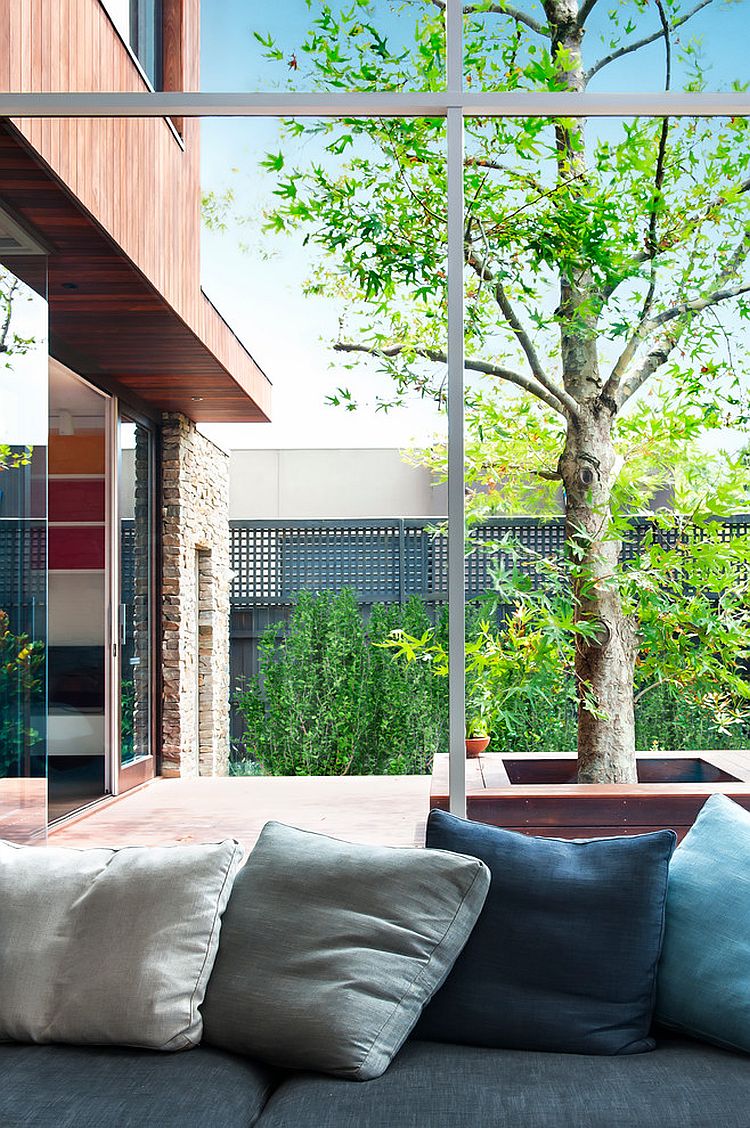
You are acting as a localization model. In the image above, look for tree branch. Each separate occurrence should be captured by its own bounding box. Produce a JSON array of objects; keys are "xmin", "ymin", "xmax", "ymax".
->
[
  {"xmin": 613, "ymin": 275, "xmax": 750, "ymax": 404},
  {"xmin": 333, "ymin": 341, "xmax": 575, "ymax": 417},
  {"xmin": 604, "ymin": 174, "xmax": 750, "ymax": 298},
  {"xmin": 638, "ymin": 0, "xmax": 671, "ymax": 323},
  {"xmin": 616, "ymin": 331, "xmax": 678, "ymax": 404},
  {"xmin": 577, "ymin": 0, "xmax": 600, "ymax": 28},
  {"xmin": 0, "ymin": 279, "xmax": 19, "ymax": 354},
  {"xmin": 606, "ymin": 215, "xmax": 750, "ymax": 404},
  {"xmin": 428, "ymin": 0, "xmax": 547, "ymax": 36},
  {"xmin": 464, "ymin": 244, "xmax": 581, "ymax": 417},
  {"xmin": 650, "ymin": 278, "xmax": 750, "ymax": 329},
  {"xmin": 585, "ymin": 0, "xmax": 713, "ymax": 82}
]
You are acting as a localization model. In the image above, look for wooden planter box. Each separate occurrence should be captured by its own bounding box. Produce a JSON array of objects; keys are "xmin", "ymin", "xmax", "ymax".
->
[{"xmin": 430, "ymin": 751, "xmax": 750, "ymax": 842}]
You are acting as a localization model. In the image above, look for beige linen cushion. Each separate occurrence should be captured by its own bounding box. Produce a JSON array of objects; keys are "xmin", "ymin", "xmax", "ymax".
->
[{"xmin": 0, "ymin": 837, "xmax": 243, "ymax": 1051}]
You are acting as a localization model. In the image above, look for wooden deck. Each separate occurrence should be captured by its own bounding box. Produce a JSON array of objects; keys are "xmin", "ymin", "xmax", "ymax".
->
[{"xmin": 49, "ymin": 776, "xmax": 432, "ymax": 851}]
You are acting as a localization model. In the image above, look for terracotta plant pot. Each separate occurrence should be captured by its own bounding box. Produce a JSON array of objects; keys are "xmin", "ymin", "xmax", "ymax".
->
[{"xmin": 465, "ymin": 736, "xmax": 491, "ymax": 758}]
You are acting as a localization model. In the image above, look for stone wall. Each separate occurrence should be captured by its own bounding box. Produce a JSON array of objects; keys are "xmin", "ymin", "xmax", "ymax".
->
[{"xmin": 160, "ymin": 413, "xmax": 230, "ymax": 777}]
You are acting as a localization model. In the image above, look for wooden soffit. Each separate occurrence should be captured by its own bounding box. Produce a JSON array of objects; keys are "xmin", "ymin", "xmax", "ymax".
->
[{"xmin": 0, "ymin": 123, "xmax": 271, "ymax": 423}]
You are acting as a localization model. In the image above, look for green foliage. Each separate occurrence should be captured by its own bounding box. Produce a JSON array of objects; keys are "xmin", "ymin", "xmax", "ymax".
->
[
  {"xmin": 234, "ymin": 578, "xmax": 750, "ymax": 773},
  {"xmin": 0, "ymin": 608, "xmax": 45, "ymax": 777},
  {"xmin": 241, "ymin": 2, "xmax": 750, "ymax": 418},
  {"xmin": 378, "ymin": 599, "xmax": 577, "ymax": 741},
  {"xmin": 0, "ymin": 445, "xmax": 32, "ymax": 473},
  {"xmin": 121, "ymin": 678, "xmax": 135, "ymax": 762},
  {"xmin": 625, "ymin": 516, "xmax": 750, "ymax": 729},
  {"xmin": 233, "ymin": 589, "xmax": 446, "ymax": 775}
]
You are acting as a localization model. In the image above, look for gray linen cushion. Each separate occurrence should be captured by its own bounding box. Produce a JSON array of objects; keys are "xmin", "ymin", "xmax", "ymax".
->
[
  {"xmin": 0, "ymin": 838, "xmax": 243, "ymax": 1051},
  {"xmin": 201, "ymin": 821, "xmax": 490, "ymax": 1080}
]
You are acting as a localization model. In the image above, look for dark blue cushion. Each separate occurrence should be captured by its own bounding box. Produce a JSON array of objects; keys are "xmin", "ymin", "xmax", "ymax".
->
[{"xmin": 416, "ymin": 810, "xmax": 676, "ymax": 1055}]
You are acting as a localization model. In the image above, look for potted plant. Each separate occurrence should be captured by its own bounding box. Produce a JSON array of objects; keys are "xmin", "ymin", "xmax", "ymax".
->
[{"xmin": 378, "ymin": 612, "xmax": 565, "ymax": 760}]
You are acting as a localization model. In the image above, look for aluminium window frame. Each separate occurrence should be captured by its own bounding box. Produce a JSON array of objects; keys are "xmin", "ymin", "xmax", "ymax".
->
[{"xmin": 5, "ymin": 2, "xmax": 749, "ymax": 817}]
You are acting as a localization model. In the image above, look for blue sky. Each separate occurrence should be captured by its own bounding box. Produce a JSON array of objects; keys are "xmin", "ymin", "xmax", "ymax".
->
[{"xmin": 197, "ymin": 1, "xmax": 750, "ymax": 453}]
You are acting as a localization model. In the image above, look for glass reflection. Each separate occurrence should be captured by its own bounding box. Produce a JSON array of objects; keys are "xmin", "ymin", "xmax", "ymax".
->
[
  {"xmin": 119, "ymin": 415, "xmax": 152, "ymax": 764},
  {"xmin": 0, "ymin": 261, "xmax": 48, "ymax": 842}
]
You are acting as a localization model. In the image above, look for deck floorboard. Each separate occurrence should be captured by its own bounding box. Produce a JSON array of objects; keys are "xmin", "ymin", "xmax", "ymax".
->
[{"xmin": 49, "ymin": 776, "xmax": 432, "ymax": 851}]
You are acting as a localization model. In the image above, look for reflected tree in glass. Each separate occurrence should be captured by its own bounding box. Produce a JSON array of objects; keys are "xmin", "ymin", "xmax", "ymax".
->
[{"xmin": 0, "ymin": 266, "xmax": 47, "ymax": 787}]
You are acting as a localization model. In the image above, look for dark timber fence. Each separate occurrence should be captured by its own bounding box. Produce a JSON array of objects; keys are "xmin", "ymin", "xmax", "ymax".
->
[{"xmin": 228, "ymin": 515, "xmax": 750, "ymax": 744}]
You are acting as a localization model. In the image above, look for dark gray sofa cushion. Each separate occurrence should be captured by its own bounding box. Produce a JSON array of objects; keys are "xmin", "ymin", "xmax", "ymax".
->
[
  {"xmin": 256, "ymin": 1036, "xmax": 750, "ymax": 1128},
  {"xmin": 0, "ymin": 1044, "xmax": 279, "ymax": 1128}
]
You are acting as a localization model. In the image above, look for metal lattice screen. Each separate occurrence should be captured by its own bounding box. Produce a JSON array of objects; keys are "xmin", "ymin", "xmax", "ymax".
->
[
  {"xmin": 231, "ymin": 516, "xmax": 750, "ymax": 609},
  {"xmin": 0, "ymin": 521, "xmax": 46, "ymax": 635},
  {"xmin": 227, "ymin": 515, "xmax": 750, "ymax": 732}
]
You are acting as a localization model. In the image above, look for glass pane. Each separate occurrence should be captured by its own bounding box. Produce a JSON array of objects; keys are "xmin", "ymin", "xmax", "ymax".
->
[
  {"xmin": 0, "ymin": 258, "xmax": 48, "ymax": 843},
  {"xmin": 201, "ymin": 0, "xmax": 444, "ymax": 92},
  {"xmin": 0, "ymin": 2, "xmax": 443, "ymax": 95},
  {"xmin": 119, "ymin": 415, "xmax": 153, "ymax": 764},
  {"xmin": 202, "ymin": 116, "xmax": 448, "ymax": 838},
  {"xmin": 47, "ymin": 366, "xmax": 109, "ymax": 820},
  {"xmin": 459, "ymin": 113, "xmax": 750, "ymax": 796},
  {"xmin": 464, "ymin": 1, "xmax": 748, "ymax": 93},
  {"xmin": 99, "ymin": 1, "xmax": 162, "ymax": 86}
]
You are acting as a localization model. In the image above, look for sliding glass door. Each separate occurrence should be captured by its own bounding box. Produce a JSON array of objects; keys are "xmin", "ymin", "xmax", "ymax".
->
[
  {"xmin": 47, "ymin": 363, "xmax": 111, "ymax": 821},
  {"xmin": 47, "ymin": 370, "xmax": 156, "ymax": 820}
]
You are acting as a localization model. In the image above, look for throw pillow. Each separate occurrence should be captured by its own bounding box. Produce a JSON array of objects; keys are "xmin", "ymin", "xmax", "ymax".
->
[
  {"xmin": 201, "ymin": 821, "xmax": 490, "ymax": 1080},
  {"xmin": 0, "ymin": 837, "xmax": 243, "ymax": 1050},
  {"xmin": 416, "ymin": 810, "xmax": 676, "ymax": 1054},
  {"xmin": 657, "ymin": 793, "xmax": 750, "ymax": 1053}
]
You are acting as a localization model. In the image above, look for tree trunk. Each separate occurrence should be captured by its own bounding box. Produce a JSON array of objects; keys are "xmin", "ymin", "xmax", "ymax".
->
[
  {"xmin": 545, "ymin": 0, "xmax": 638, "ymax": 783},
  {"xmin": 560, "ymin": 406, "xmax": 639, "ymax": 783}
]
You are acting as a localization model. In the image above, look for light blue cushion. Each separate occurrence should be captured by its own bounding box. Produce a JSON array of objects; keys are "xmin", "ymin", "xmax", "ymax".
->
[{"xmin": 657, "ymin": 794, "xmax": 750, "ymax": 1053}]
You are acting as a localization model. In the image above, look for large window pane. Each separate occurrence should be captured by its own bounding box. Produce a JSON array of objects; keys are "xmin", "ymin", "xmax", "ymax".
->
[
  {"xmin": 202, "ymin": 116, "xmax": 449, "ymax": 825},
  {"xmin": 453, "ymin": 113, "xmax": 750, "ymax": 789},
  {"xmin": 201, "ymin": 1, "xmax": 444, "ymax": 93}
]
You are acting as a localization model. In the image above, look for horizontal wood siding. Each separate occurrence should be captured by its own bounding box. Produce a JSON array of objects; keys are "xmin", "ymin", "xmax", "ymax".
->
[
  {"xmin": 1, "ymin": 0, "xmax": 271, "ymax": 421},
  {"xmin": 6, "ymin": 0, "xmax": 199, "ymax": 323}
]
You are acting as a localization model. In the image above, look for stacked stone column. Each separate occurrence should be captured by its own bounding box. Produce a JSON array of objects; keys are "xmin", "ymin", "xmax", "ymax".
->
[{"xmin": 160, "ymin": 413, "xmax": 230, "ymax": 777}]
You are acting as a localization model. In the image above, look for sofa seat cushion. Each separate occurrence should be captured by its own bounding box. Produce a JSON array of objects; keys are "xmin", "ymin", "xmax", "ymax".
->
[
  {"xmin": 0, "ymin": 1043, "xmax": 279, "ymax": 1128},
  {"xmin": 255, "ymin": 1036, "xmax": 750, "ymax": 1128}
]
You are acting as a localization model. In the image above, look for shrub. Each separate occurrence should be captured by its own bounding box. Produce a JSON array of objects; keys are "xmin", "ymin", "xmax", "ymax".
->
[
  {"xmin": 233, "ymin": 588, "xmax": 750, "ymax": 777},
  {"xmin": 234, "ymin": 590, "xmax": 447, "ymax": 776},
  {"xmin": 0, "ymin": 608, "xmax": 45, "ymax": 776}
]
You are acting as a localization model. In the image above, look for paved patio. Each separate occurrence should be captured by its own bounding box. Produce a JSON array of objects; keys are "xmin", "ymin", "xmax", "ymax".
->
[{"xmin": 50, "ymin": 776, "xmax": 433, "ymax": 851}]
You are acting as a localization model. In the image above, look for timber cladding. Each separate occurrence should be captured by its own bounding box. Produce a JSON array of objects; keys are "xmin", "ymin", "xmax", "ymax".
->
[{"xmin": 0, "ymin": 0, "xmax": 271, "ymax": 422}]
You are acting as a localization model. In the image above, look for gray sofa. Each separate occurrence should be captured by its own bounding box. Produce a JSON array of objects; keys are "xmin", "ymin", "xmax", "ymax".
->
[{"xmin": 3, "ymin": 1030, "xmax": 750, "ymax": 1127}]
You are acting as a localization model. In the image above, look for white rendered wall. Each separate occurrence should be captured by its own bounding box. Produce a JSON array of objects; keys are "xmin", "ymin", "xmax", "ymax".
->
[{"xmin": 229, "ymin": 449, "xmax": 446, "ymax": 520}]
